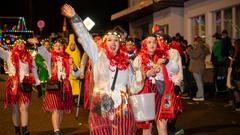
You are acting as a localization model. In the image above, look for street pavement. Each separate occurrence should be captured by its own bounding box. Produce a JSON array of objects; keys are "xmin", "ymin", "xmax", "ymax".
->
[{"xmin": 0, "ymin": 74, "xmax": 240, "ymax": 135}]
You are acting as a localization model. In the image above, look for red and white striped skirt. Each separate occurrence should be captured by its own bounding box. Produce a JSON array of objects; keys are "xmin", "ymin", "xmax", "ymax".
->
[
  {"xmin": 42, "ymin": 90, "xmax": 73, "ymax": 113},
  {"xmin": 89, "ymin": 92, "xmax": 136, "ymax": 135},
  {"xmin": 5, "ymin": 76, "xmax": 31, "ymax": 107}
]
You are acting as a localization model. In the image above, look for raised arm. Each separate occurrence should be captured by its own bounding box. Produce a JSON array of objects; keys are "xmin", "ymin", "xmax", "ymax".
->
[
  {"xmin": 0, "ymin": 47, "xmax": 9, "ymax": 61},
  {"xmin": 32, "ymin": 59, "xmax": 40, "ymax": 86},
  {"xmin": 37, "ymin": 46, "xmax": 51, "ymax": 74},
  {"xmin": 28, "ymin": 37, "xmax": 51, "ymax": 74},
  {"xmin": 61, "ymin": 4, "xmax": 98, "ymax": 64}
]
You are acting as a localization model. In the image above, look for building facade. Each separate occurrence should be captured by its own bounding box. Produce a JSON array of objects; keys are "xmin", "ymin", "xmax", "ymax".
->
[{"xmin": 111, "ymin": 0, "xmax": 240, "ymax": 46}]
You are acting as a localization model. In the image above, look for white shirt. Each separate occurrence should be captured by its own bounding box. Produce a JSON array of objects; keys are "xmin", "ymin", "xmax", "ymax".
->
[
  {"xmin": 71, "ymin": 18, "xmax": 143, "ymax": 108},
  {"xmin": 0, "ymin": 47, "xmax": 40, "ymax": 85}
]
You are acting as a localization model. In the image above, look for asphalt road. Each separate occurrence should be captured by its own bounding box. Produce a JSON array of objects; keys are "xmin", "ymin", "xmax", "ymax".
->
[{"xmin": 0, "ymin": 74, "xmax": 240, "ymax": 135}]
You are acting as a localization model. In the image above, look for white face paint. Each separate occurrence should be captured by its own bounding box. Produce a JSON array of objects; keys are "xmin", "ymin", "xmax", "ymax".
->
[
  {"xmin": 146, "ymin": 37, "xmax": 157, "ymax": 56},
  {"xmin": 106, "ymin": 35, "xmax": 120, "ymax": 55}
]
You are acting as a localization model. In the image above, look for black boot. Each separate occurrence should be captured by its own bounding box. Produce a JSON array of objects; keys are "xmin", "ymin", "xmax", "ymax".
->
[
  {"xmin": 14, "ymin": 126, "xmax": 21, "ymax": 135},
  {"xmin": 54, "ymin": 131, "xmax": 63, "ymax": 135},
  {"xmin": 22, "ymin": 126, "xmax": 30, "ymax": 135},
  {"xmin": 36, "ymin": 85, "xmax": 42, "ymax": 97}
]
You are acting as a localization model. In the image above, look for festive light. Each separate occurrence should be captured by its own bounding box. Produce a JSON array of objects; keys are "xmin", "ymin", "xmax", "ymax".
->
[
  {"xmin": 0, "ymin": 17, "xmax": 34, "ymax": 47},
  {"xmin": 83, "ymin": 17, "xmax": 95, "ymax": 31}
]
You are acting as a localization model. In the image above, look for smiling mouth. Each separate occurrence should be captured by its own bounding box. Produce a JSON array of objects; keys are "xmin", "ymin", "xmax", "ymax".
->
[{"xmin": 110, "ymin": 45, "xmax": 116, "ymax": 50}]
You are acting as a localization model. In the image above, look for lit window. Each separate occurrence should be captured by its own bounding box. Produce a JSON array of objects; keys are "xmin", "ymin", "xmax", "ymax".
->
[
  {"xmin": 215, "ymin": 11, "xmax": 221, "ymax": 34},
  {"xmin": 224, "ymin": 8, "xmax": 233, "ymax": 37},
  {"xmin": 192, "ymin": 15, "xmax": 205, "ymax": 41},
  {"xmin": 236, "ymin": 5, "xmax": 240, "ymax": 38}
]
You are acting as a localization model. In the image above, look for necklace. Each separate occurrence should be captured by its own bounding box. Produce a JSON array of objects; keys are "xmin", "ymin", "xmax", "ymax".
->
[{"xmin": 109, "ymin": 65, "xmax": 116, "ymax": 72}]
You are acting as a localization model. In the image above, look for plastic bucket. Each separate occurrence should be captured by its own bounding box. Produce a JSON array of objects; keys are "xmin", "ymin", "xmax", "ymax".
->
[{"xmin": 129, "ymin": 93, "xmax": 155, "ymax": 122}]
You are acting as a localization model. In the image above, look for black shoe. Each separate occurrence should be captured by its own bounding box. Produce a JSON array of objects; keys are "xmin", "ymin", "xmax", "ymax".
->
[
  {"xmin": 54, "ymin": 131, "xmax": 63, "ymax": 135},
  {"xmin": 36, "ymin": 85, "xmax": 42, "ymax": 98},
  {"xmin": 22, "ymin": 131, "xmax": 30, "ymax": 135}
]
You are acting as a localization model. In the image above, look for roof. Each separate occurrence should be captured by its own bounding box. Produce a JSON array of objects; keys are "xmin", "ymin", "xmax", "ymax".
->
[{"xmin": 111, "ymin": 0, "xmax": 184, "ymax": 22}]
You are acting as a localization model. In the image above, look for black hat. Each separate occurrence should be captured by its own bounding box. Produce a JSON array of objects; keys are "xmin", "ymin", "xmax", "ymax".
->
[{"xmin": 222, "ymin": 29, "xmax": 228, "ymax": 34}]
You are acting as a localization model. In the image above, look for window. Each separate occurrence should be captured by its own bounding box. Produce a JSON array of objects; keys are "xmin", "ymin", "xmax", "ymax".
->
[
  {"xmin": 215, "ymin": 11, "xmax": 221, "ymax": 34},
  {"xmin": 161, "ymin": 24, "xmax": 169, "ymax": 34},
  {"xmin": 236, "ymin": 5, "xmax": 240, "ymax": 38},
  {"xmin": 192, "ymin": 15, "xmax": 205, "ymax": 40},
  {"xmin": 141, "ymin": 23, "xmax": 149, "ymax": 38},
  {"xmin": 224, "ymin": 8, "xmax": 233, "ymax": 37}
]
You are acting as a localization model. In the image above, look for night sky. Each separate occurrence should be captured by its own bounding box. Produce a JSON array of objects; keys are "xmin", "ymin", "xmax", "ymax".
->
[{"xmin": 0, "ymin": 0, "xmax": 128, "ymax": 35}]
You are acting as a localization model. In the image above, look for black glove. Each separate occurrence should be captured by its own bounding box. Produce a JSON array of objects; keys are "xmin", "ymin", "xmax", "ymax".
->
[
  {"xmin": 174, "ymin": 85, "xmax": 181, "ymax": 96},
  {"xmin": 36, "ymin": 85, "xmax": 42, "ymax": 98}
]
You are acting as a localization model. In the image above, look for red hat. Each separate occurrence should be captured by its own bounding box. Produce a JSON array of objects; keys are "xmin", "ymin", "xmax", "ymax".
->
[{"xmin": 152, "ymin": 24, "xmax": 161, "ymax": 34}]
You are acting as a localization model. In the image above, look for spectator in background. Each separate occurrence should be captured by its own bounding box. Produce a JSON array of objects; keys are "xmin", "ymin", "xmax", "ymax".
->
[
  {"xmin": 187, "ymin": 37, "xmax": 209, "ymax": 101},
  {"xmin": 211, "ymin": 32, "xmax": 222, "ymax": 65},
  {"xmin": 221, "ymin": 30, "xmax": 233, "ymax": 59},
  {"xmin": 227, "ymin": 39, "xmax": 240, "ymax": 111},
  {"xmin": 211, "ymin": 31, "xmax": 230, "ymax": 92},
  {"xmin": 181, "ymin": 40, "xmax": 195, "ymax": 99}
]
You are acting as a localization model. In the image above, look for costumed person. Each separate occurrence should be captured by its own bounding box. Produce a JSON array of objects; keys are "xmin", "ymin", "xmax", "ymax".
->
[
  {"xmin": 80, "ymin": 35, "xmax": 102, "ymax": 110},
  {"xmin": 28, "ymin": 38, "xmax": 74, "ymax": 135},
  {"xmin": 0, "ymin": 39, "xmax": 41, "ymax": 135},
  {"xmin": 153, "ymin": 25, "xmax": 184, "ymax": 134},
  {"xmin": 162, "ymin": 34, "xmax": 184, "ymax": 135},
  {"xmin": 65, "ymin": 34, "xmax": 81, "ymax": 100},
  {"xmin": 133, "ymin": 34, "xmax": 179, "ymax": 135},
  {"xmin": 42, "ymin": 38, "xmax": 51, "ymax": 51},
  {"xmin": 125, "ymin": 37, "xmax": 138, "ymax": 61},
  {"xmin": 62, "ymin": 4, "xmax": 144, "ymax": 135},
  {"xmin": 32, "ymin": 38, "xmax": 51, "ymax": 97},
  {"xmin": 80, "ymin": 52, "xmax": 92, "ymax": 110}
]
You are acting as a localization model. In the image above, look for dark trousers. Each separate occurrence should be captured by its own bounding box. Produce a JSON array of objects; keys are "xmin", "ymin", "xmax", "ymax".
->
[{"xmin": 183, "ymin": 68, "xmax": 195, "ymax": 97}]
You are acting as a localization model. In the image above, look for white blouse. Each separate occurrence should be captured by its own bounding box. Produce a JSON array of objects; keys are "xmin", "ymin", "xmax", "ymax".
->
[
  {"xmin": 71, "ymin": 14, "xmax": 143, "ymax": 108},
  {"xmin": 0, "ymin": 47, "xmax": 40, "ymax": 85}
]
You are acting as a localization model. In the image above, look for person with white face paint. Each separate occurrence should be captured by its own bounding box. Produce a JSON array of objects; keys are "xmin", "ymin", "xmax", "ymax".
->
[
  {"xmin": 133, "ymin": 35, "xmax": 179, "ymax": 135},
  {"xmin": 0, "ymin": 39, "xmax": 41, "ymax": 135},
  {"xmin": 62, "ymin": 4, "xmax": 144, "ymax": 135}
]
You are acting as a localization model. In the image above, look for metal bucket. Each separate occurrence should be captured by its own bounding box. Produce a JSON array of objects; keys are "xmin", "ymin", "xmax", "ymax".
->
[{"xmin": 129, "ymin": 93, "xmax": 155, "ymax": 122}]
